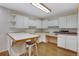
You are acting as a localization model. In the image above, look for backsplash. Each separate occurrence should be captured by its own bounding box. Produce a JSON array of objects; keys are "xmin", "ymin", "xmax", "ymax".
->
[{"xmin": 9, "ymin": 27, "xmax": 77, "ymax": 34}]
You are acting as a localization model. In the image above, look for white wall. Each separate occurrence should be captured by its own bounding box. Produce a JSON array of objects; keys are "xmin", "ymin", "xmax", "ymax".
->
[
  {"xmin": 0, "ymin": 7, "xmax": 12, "ymax": 51},
  {"xmin": 78, "ymin": 9, "xmax": 79, "ymax": 55}
]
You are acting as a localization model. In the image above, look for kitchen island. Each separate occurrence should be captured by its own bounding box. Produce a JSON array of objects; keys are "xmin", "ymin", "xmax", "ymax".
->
[
  {"xmin": 8, "ymin": 33, "xmax": 39, "ymax": 42},
  {"xmin": 7, "ymin": 33, "xmax": 39, "ymax": 56}
]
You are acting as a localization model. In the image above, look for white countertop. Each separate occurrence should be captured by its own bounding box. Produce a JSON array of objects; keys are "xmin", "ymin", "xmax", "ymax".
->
[
  {"xmin": 8, "ymin": 33, "xmax": 39, "ymax": 41},
  {"xmin": 46, "ymin": 33, "xmax": 57, "ymax": 37}
]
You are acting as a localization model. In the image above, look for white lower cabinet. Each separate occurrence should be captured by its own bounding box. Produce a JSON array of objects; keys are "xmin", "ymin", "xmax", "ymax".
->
[
  {"xmin": 57, "ymin": 34, "xmax": 77, "ymax": 52},
  {"xmin": 57, "ymin": 35, "xmax": 66, "ymax": 48},
  {"xmin": 66, "ymin": 36, "xmax": 77, "ymax": 52}
]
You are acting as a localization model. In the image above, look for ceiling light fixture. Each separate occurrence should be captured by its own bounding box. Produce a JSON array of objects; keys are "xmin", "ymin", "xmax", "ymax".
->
[{"xmin": 31, "ymin": 3, "xmax": 51, "ymax": 13}]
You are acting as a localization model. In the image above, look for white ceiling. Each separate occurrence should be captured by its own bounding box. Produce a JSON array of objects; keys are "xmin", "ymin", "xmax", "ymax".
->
[{"xmin": 0, "ymin": 3, "xmax": 78, "ymax": 18}]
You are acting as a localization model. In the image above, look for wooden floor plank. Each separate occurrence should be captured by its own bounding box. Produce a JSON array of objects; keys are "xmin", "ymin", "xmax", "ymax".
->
[
  {"xmin": 0, "ymin": 43, "xmax": 77, "ymax": 56},
  {"xmin": 37, "ymin": 43, "xmax": 77, "ymax": 56},
  {"xmin": 0, "ymin": 50, "xmax": 9, "ymax": 56}
]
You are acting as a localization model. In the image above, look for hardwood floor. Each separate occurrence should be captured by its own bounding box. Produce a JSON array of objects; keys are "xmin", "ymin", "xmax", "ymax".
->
[
  {"xmin": 0, "ymin": 50, "xmax": 9, "ymax": 56},
  {"xmin": 37, "ymin": 43, "xmax": 77, "ymax": 56},
  {"xmin": 0, "ymin": 43, "xmax": 77, "ymax": 56}
]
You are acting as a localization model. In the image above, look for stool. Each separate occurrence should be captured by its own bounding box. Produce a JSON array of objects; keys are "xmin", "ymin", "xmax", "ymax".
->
[{"xmin": 25, "ymin": 38, "xmax": 38, "ymax": 56}]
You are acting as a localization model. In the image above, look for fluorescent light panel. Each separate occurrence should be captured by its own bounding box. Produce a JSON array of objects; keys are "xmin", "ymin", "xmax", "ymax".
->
[{"xmin": 32, "ymin": 3, "xmax": 51, "ymax": 13}]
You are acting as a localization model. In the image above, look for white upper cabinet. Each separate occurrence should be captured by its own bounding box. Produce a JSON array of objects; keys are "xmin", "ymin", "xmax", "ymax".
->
[
  {"xmin": 23, "ymin": 16, "xmax": 29, "ymax": 28},
  {"xmin": 28, "ymin": 19, "xmax": 36, "ymax": 26},
  {"xmin": 66, "ymin": 14, "xmax": 77, "ymax": 28},
  {"xmin": 15, "ymin": 15, "xmax": 42, "ymax": 28},
  {"xmin": 48, "ymin": 19, "xmax": 58, "ymax": 27},
  {"xmin": 52, "ymin": 19, "xmax": 59, "ymax": 26},
  {"xmin": 59, "ymin": 16, "xmax": 67, "ymax": 28},
  {"xmin": 59, "ymin": 14, "xmax": 78, "ymax": 28},
  {"xmin": 15, "ymin": 15, "xmax": 24, "ymax": 28},
  {"xmin": 42, "ymin": 20, "xmax": 48, "ymax": 28},
  {"xmin": 15, "ymin": 15, "xmax": 29, "ymax": 28},
  {"xmin": 36, "ymin": 20, "xmax": 41, "ymax": 28}
]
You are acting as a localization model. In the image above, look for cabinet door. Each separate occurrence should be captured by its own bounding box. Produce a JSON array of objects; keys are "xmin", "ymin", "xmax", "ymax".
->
[
  {"xmin": 66, "ymin": 15, "xmax": 77, "ymax": 28},
  {"xmin": 48, "ymin": 20, "xmax": 51, "ymax": 26},
  {"xmin": 52, "ymin": 19, "xmax": 58, "ymax": 26},
  {"xmin": 71, "ymin": 15, "xmax": 77, "ymax": 28},
  {"xmin": 36, "ymin": 20, "xmax": 41, "ymax": 28},
  {"xmin": 48, "ymin": 20, "xmax": 54, "ymax": 26},
  {"xmin": 57, "ymin": 35, "xmax": 66, "ymax": 48},
  {"xmin": 59, "ymin": 16, "xmax": 67, "ymax": 28},
  {"xmin": 15, "ymin": 15, "xmax": 24, "ymax": 28},
  {"xmin": 23, "ymin": 17, "xmax": 29, "ymax": 28},
  {"xmin": 66, "ymin": 15, "xmax": 71, "ymax": 28},
  {"xmin": 66, "ymin": 36, "xmax": 77, "ymax": 52},
  {"xmin": 48, "ymin": 19, "xmax": 58, "ymax": 26},
  {"xmin": 42, "ymin": 20, "xmax": 48, "ymax": 28},
  {"xmin": 28, "ymin": 19, "xmax": 35, "ymax": 26}
]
